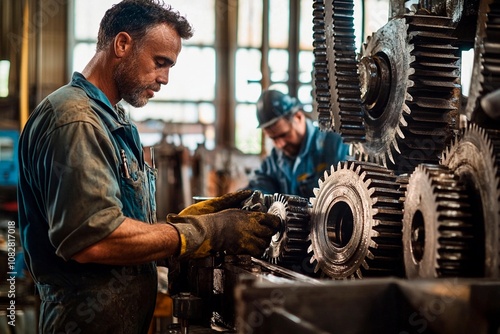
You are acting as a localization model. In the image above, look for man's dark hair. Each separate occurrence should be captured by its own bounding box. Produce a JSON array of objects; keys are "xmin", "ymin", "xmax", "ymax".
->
[{"xmin": 96, "ymin": 0, "xmax": 193, "ymax": 51}]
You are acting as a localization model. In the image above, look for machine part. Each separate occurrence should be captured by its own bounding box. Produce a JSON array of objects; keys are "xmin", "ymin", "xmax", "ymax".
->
[
  {"xmin": 481, "ymin": 88, "xmax": 500, "ymax": 120},
  {"xmin": 241, "ymin": 190, "xmax": 270, "ymax": 213},
  {"xmin": 308, "ymin": 160, "xmax": 404, "ymax": 279},
  {"xmin": 389, "ymin": 0, "xmax": 408, "ymax": 18},
  {"xmin": 353, "ymin": 18, "xmax": 412, "ymax": 169},
  {"xmin": 172, "ymin": 292, "xmax": 202, "ymax": 334},
  {"xmin": 250, "ymin": 257, "xmax": 322, "ymax": 285},
  {"xmin": 354, "ymin": 12, "xmax": 461, "ymax": 174},
  {"xmin": 466, "ymin": 0, "xmax": 500, "ymax": 127},
  {"xmin": 235, "ymin": 277, "xmax": 500, "ymax": 334},
  {"xmin": 212, "ymin": 254, "xmax": 322, "ymax": 330},
  {"xmin": 441, "ymin": 122, "xmax": 500, "ymax": 278},
  {"xmin": 403, "ymin": 164, "xmax": 482, "ymax": 279},
  {"xmin": 261, "ymin": 194, "xmax": 312, "ymax": 271},
  {"xmin": 313, "ymin": 0, "xmax": 365, "ymax": 141}
]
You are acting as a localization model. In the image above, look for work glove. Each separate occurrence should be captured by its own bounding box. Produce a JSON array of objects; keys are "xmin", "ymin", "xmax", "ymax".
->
[
  {"xmin": 178, "ymin": 189, "xmax": 253, "ymax": 216},
  {"xmin": 168, "ymin": 208, "xmax": 281, "ymax": 259}
]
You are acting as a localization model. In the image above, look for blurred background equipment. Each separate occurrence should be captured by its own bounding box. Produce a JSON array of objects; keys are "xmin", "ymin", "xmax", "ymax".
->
[{"xmin": 0, "ymin": 120, "xmax": 19, "ymax": 219}]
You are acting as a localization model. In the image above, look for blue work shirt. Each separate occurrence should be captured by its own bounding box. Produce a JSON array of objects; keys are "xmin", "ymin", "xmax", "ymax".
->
[
  {"xmin": 17, "ymin": 72, "xmax": 157, "ymax": 332},
  {"xmin": 247, "ymin": 118, "xmax": 350, "ymax": 198}
]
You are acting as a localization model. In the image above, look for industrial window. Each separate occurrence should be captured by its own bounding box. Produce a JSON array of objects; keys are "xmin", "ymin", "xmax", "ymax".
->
[
  {"xmin": 0, "ymin": 60, "xmax": 9, "ymax": 98},
  {"xmin": 70, "ymin": 0, "xmax": 217, "ymax": 150},
  {"xmin": 235, "ymin": 0, "xmax": 316, "ymax": 154},
  {"xmin": 70, "ymin": 1, "xmax": 399, "ymax": 155},
  {"xmin": 234, "ymin": 0, "xmax": 366, "ymax": 154}
]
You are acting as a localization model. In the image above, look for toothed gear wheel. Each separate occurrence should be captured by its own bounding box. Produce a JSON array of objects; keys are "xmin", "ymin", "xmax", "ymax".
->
[
  {"xmin": 403, "ymin": 164, "xmax": 482, "ymax": 279},
  {"xmin": 308, "ymin": 161, "xmax": 404, "ymax": 279},
  {"xmin": 262, "ymin": 194, "xmax": 311, "ymax": 270},
  {"xmin": 353, "ymin": 18, "xmax": 412, "ymax": 169},
  {"xmin": 353, "ymin": 13, "xmax": 460, "ymax": 174},
  {"xmin": 313, "ymin": 0, "xmax": 365, "ymax": 141},
  {"xmin": 467, "ymin": 0, "xmax": 500, "ymax": 127},
  {"xmin": 441, "ymin": 123, "xmax": 500, "ymax": 278}
]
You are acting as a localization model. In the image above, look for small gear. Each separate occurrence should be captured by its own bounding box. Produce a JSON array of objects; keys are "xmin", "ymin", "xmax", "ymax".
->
[
  {"xmin": 441, "ymin": 122, "xmax": 500, "ymax": 277},
  {"xmin": 403, "ymin": 164, "xmax": 482, "ymax": 279},
  {"xmin": 261, "ymin": 194, "xmax": 311, "ymax": 271},
  {"xmin": 308, "ymin": 161, "xmax": 404, "ymax": 279}
]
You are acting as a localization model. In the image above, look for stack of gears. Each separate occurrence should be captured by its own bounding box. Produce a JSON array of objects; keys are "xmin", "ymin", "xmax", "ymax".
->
[{"xmin": 256, "ymin": 0, "xmax": 500, "ymax": 281}]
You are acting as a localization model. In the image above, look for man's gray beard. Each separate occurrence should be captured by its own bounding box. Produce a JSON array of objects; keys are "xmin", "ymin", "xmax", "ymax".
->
[
  {"xmin": 123, "ymin": 89, "xmax": 148, "ymax": 108},
  {"xmin": 114, "ymin": 58, "xmax": 148, "ymax": 108}
]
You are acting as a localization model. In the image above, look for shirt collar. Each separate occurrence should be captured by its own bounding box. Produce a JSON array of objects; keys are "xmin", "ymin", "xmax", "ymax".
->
[
  {"xmin": 71, "ymin": 72, "xmax": 114, "ymax": 109},
  {"xmin": 70, "ymin": 72, "xmax": 127, "ymax": 131}
]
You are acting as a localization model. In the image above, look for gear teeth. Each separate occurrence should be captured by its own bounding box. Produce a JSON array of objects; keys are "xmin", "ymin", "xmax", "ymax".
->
[
  {"xmin": 395, "ymin": 14, "xmax": 460, "ymax": 174},
  {"xmin": 441, "ymin": 122, "xmax": 500, "ymax": 278},
  {"xmin": 403, "ymin": 164, "xmax": 482, "ymax": 278},
  {"xmin": 354, "ymin": 14, "xmax": 459, "ymax": 175},
  {"xmin": 313, "ymin": 0, "xmax": 365, "ymax": 141},
  {"xmin": 309, "ymin": 161, "xmax": 404, "ymax": 279},
  {"xmin": 261, "ymin": 194, "xmax": 312, "ymax": 274},
  {"xmin": 392, "ymin": 137, "xmax": 402, "ymax": 154},
  {"xmin": 467, "ymin": 1, "xmax": 500, "ymax": 127}
]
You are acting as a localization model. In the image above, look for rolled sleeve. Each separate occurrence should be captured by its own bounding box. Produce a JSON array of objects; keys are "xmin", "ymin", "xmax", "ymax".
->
[{"xmin": 41, "ymin": 121, "xmax": 125, "ymax": 260}]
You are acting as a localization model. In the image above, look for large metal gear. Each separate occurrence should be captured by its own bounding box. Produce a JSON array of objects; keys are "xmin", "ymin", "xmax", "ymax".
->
[
  {"xmin": 353, "ymin": 18, "xmax": 412, "ymax": 169},
  {"xmin": 466, "ymin": 0, "xmax": 500, "ymax": 127},
  {"xmin": 262, "ymin": 194, "xmax": 311, "ymax": 271},
  {"xmin": 313, "ymin": 0, "xmax": 365, "ymax": 141},
  {"xmin": 308, "ymin": 160, "xmax": 404, "ymax": 279},
  {"xmin": 354, "ymin": 11, "xmax": 461, "ymax": 174},
  {"xmin": 441, "ymin": 122, "xmax": 500, "ymax": 277},
  {"xmin": 402, "ymin": 164, "xmax": 482, "ymax": 279}
]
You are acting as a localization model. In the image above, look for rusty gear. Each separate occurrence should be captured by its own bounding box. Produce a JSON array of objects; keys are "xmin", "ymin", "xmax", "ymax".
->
[{"xmin": 308, "ymin": 161, "xmax": 404, "ymax": 279}]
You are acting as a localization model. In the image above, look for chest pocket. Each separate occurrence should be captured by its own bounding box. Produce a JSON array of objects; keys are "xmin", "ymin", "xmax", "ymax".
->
[{"xmin": 119, "ymin": 156, "xmax": 157, "ymax": 224}]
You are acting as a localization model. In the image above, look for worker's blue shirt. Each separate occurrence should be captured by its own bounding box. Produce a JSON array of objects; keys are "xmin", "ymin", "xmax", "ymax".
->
[
  {"xmin": 18, "ymin": 71, "xmax": 157, "ymax": 284},
  {"xmin": 247, "ymin": 118, "xmax": 350, "ymax": 198},
  {"xmin": 18, "ymin": 72, "xmax": 158, "ymax": 332}
]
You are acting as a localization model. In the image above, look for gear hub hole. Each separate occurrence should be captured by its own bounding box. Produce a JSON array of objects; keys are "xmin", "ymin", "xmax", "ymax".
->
[
  {"xmin": 271, "ymin": 216, "xmax": 285, "ymax": 242},
  {"xmin": 359, "ymin": 53, "xmax": 391, "ymax": 119},
  {"xmin": 327, "ymin": 202, "xmax": 354, "ymax": 248},
  {"xmin": 411, "ymin": 210, "xmax": 425, "ymax": 262}
]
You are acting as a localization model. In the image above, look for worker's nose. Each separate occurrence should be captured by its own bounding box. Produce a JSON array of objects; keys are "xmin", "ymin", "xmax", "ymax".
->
[
  {"xmin": 273, "ymin": 137, "xmax": 286, "ymax": 149},
  {"xmin": 157, "ymin": 68, "xmax": 170, "ymax": 85}
]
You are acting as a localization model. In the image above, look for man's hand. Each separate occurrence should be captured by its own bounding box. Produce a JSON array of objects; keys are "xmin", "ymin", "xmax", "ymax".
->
[
  {"xmin": 168, "ymin": 208, "xmax": 281, "ymax": 258},
  {"xmin": 178, "ymin": 190, "xmax": 253, "ymax": 216}
]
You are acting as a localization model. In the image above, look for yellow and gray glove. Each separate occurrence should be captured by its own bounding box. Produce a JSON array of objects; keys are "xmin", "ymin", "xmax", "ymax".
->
[
  {"xmin": 178, "ymin": 189, "xmax": 253, "ymax": 216},
  {"xmin": 168, "ymin": 208, "xmax": 280, "ymax": 259}
]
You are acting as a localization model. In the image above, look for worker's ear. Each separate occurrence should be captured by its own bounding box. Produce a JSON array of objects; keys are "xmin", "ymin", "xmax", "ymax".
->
[
  {"xmin": 293, "ymin": 111, "xmax": 306, "ymax": 124},
  {"xmin": 113, "ymin": 32, "xmax": 133, "ymax": 58}
]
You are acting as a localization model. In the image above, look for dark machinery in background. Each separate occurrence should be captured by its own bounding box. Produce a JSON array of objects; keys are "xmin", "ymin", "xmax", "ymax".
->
[
  {"xmin": 168, "ymin": 1, "xmax": 500, "ymax": 333},
  {"xmin": 0, "ymin": 120, "xmax": 19, "ymax": 218}
]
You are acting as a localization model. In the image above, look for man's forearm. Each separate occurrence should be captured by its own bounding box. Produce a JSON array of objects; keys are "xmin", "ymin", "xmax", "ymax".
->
[{"xmin": 72, "ymin": 218, "xmax": 180, "ymax": 265}]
